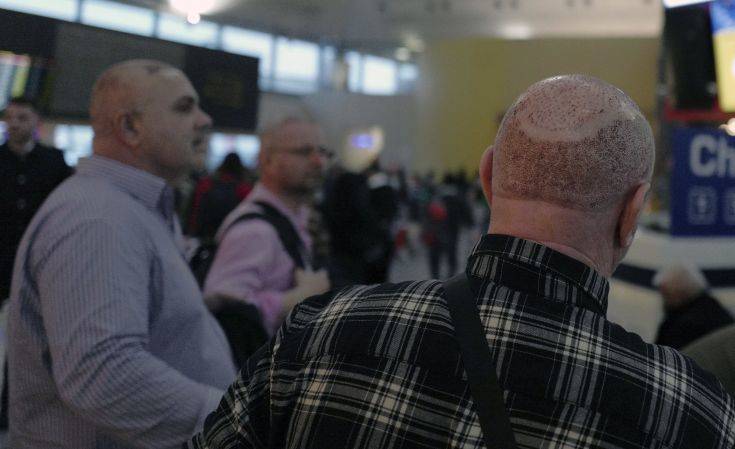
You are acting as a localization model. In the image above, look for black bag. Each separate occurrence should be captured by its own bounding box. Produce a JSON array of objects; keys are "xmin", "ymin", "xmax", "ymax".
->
[
  {"xmin": 190, "ymin": 201, "xmax": 307, "ymax": 287},
  {"xmin": 211, "ymin": 299, "xmax": 269, "ymax": 369}
]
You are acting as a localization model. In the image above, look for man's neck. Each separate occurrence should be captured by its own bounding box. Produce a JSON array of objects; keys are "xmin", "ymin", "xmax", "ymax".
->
[
  {"xmin": 261, "ymin": 180, "xmax": 308, "ymax": 212},
  {"xmin": 8, "ymin": 139, "xmax": 34, "ymax": 157},
  {"xmin": 93, "ymin": 141, "xmax": 179, "ymax": 186},
  {"xmin": 488, "ymin": 196, "xmax": 617, "ymax": 277}
]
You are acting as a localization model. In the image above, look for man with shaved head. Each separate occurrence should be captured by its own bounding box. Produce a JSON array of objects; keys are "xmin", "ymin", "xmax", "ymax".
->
[
  {"xmin": 203, "ymin": 117, "xmax": 330, "ymax": 338},
  {"xmin": 7, "ymin": 60, "xmax": 237, "ymax": 449},
  {"xmin": 191, "ymin": 75, "xmax": 734, "ymax": 449}
]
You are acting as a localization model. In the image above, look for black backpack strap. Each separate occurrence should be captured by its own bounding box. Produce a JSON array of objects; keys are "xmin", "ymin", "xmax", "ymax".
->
[
  {"xmin": 442, "ymin": 273, "xmax": 518, "ymax": 449},
  {"xmin": 226, "ymin": 201, "xmax": 306, "ymax": 269}
]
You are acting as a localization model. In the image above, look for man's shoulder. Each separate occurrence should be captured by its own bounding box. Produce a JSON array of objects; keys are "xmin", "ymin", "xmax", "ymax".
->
[
  {"xmin": 33, "ymin": 142, "xmax": 63, "ymax": 154},
  {"xmin": 598, "ymin": 316, "xmax": 735, "ymax": 443},
  {"xmin": 275, "ymin": 280, "xmax": 456, "ymax": 366},
  {"xmin": 30, "ymin": 175, "xmax": 151, "ymax": 240},
  {"xmin": 221, "ymin": 207, "xmax": 280, "ymax": 240},
  {"xmin": 219, "ymin": 198, "xmax": 285, "ymax": 238},
  {"xmin": 32, "ymin": 142, "xmax": 68, "ymax": 163}
]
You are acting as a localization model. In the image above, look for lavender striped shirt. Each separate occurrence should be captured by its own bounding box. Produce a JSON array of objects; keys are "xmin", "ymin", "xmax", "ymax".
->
[{"xmin": 7, "ymin": 156, "xmax": 237, "ymax": 449}]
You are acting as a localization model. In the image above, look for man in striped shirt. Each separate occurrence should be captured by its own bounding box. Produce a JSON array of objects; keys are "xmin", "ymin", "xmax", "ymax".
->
[
  {"xmin": 8, "ymin": 60, "xmax": 237, "ymax": 448},
  {"xmin": 191, "ymin": 75, "xmax": 735, "ymax": 448}
]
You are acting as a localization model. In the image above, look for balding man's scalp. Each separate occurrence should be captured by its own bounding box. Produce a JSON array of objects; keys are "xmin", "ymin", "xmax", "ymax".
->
[
  {"xmin": 89, "ymin": 60, "xmax": 178, "ymax": 137},
  {"xmin": 258, "ymin": 117, "xmax": 316, "ymax": 159},
  {"xmin": 494, "ymin": 75, "xmax": 654, "ymax": 211}
]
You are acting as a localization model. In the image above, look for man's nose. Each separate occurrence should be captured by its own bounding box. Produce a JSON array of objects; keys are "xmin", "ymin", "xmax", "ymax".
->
[
  {"xmin": 311, "ymin": 150, "xmax": 325, "ymax": 167},
  {"xmin": 197, "ymin": 108, "xmax": 213, "ymax": 129}
]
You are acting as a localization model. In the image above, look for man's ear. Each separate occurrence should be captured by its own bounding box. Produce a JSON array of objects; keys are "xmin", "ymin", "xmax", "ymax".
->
[
  {"xmin": 114, "ymin": 111, "xmax": 141, "ymax": 148},
  {"xmin": 479, "ymin": 145, "xmax": 494, "ymax": 206},
  {"xmin": 617, "ymin": 182, "xmax": 650, "ymax": 248}
]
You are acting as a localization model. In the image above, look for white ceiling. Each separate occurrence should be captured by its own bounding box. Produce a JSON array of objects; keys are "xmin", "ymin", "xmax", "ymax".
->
[{"xmin": 122, "ymin": 0, "xmax": 663, "ymax": 53}]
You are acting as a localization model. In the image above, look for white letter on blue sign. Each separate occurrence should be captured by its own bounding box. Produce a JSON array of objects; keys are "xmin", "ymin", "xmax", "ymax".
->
[
  {"xmin": 717, "ymin": 137, "xmax": 735, "ymax": 177},
  {"xmin": 690, "ymin": 134, "xmax": 717, "ymax": 177}
]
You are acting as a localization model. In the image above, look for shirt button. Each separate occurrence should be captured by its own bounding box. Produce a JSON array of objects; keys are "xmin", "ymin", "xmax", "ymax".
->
[
  {"xmin": 17, "ymin": 199, "xmax": 26, "ymax": 210},
  {"xmin": 16, "ymin": 174, "xmax": 26, "ymax": 185}
]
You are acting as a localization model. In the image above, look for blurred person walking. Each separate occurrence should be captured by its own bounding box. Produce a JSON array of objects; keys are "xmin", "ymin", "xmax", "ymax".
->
[
  {"xmin": 654, "ymin": 264, "xmax": 734, "ymax": 349},
  {"xmin": 190, "ymin": 75, "xmax": 735, "ymax": 449},
  {"xmin": 425, "ymin": 174, "xmax": 473, "ymax": 278},
  {"xmin": 323, "ymin": 147, "xmax": 396, "ymax": 287},
  {"xmin": 7, "ymin": 60, "xmax": 236, "ymax": 449},
  {"xmin": 187, "ymin": 152, "xmax": 253, "ymax": 241}
]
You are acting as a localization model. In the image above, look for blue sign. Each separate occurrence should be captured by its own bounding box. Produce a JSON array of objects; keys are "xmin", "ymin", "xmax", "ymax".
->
[
  {"xmin": 671, "ymin": 127, "xmax": 735, "ymax": 236},
  {"xmin": 711, "ymin": 0, "xmax": 735, "ymax": 34}
]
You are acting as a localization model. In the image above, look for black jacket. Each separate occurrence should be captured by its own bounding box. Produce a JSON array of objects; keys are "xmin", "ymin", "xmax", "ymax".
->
[{"xmin": 0, "ymin": 142, "xmax": 71, "ymax": 299}]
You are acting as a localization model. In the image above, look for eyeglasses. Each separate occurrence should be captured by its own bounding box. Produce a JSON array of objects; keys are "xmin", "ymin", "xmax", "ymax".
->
[{"xmin": 282, "ymin": 145, "xmax": 333, "ymax": 159}]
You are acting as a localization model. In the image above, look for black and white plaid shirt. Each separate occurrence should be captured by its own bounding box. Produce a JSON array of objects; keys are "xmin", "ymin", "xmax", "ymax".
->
[{"xmin": 190, "ymin": 235, "xmax": 735, "ymax": 449}]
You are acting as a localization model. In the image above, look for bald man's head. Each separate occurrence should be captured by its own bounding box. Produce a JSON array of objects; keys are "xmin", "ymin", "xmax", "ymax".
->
[
  {"xmin": 89, "ymin": 60, "xmax": 178, "ymax": 137},
  {"xmin": 258, "ymin": 117, "xmax": 318, "ymax": 158},
  {"xmin": 257, "ymin": 117, "xmax": 325, "ymax": 197},
  {"xmin": 88, "ymin": 59, "xmax": 212, "ymax": 183},
  {"xmin": 493, "ymin": 75, "xmax": 654, "ymax": 211}
]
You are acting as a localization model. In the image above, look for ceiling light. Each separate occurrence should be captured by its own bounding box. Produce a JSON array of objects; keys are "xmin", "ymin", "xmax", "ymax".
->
[
  {"xmin": 169, "ymin": 0, "xmax": 216, "ymax": 17},
  {"xmin": 404, "ymin": 34, "xmax": 426, "ymax": 53},
  {"xmin": 187, "ymin": 12, "xmax": 201, "ymax": 24},
  {"xmin": 395, "ymin": 47, "xmax": 411, "ymax": 62},
  {"xmin": 498, "ymin": 23, "xmax": 533, "ymax": 40},
  {"xmin": 662, "ymin": 0, "xmax": 713, "ymax": 8}
]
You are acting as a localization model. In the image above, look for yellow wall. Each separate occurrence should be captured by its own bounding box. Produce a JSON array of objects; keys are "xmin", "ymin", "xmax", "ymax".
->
[{"xmin": 415, "ymin": 37, "xmax": 660, "ymax": 173}]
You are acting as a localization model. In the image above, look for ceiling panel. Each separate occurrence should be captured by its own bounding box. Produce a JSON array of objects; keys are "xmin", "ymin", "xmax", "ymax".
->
[{"xmin": 115, "ymin": 0, "xmax": 664, "ymax": 53}]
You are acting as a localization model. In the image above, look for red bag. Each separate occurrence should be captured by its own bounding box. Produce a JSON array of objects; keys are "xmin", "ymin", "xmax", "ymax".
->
[{"xmin": 427, "ymin": 201, "xmax": 447, "ymax": 222}]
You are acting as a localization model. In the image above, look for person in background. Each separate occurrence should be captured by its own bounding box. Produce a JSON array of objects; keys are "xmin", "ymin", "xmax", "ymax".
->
[
  {"xmin": 323, "ymin": 158, "xmax": 393, "ymax": 287},
  {"xmin": 203, "ymin": 118, "xmax": 330, "ymax": 337},
  {"xmin": 189, "ymin": 75, "xmax": 735, "ymax": 449},
  {"xmin": 0, "ymin": 97, "xmax": 71, "ymax": 304},
  {"xmin": 7, "ymin": 59, "xmax": 236, "ymax": 449},
  {"xmin": 426, "ymin": 174, "xmax": 473, "ymax": 278},
  {"xmin": 654, "ymin": 263, "xmax": 734, "ymax": 349},
  {"xmin": 187, "ymin": 152, "xmax": 253, "ymax": 241},
  {"xmin": 0, "ymin": 96, "xmax": 72, "ymax": 429},
  {"xmin": 650, "ymin": 263, "xmax": 735, "ymax": 396},
  {"xmin": 365, "ymin": 161, "xmax": 399, "ymax": 283}
]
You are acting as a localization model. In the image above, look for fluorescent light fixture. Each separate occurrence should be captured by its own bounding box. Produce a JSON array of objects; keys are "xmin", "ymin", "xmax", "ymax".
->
[
  {"xmin": 187, "ymin": 11, "xmax": 201, "ymax": 24},
  {"xmin": 404, "ymin": 34, "xmax": 426, "ymax": 53},
  {"xmin": 662, "ymin": 0, "xmax": 714, "ymax": 8},
  {"xmin": 170, "ymin": 0, "xmax": 215, "ymax": 14},
  {"xmin": 498, "ymin": 23, "xmax": 533, "ymax": 40},
  {"xmin": 395, "ymin": 47, "xmax": 411, "ymax": 62}
]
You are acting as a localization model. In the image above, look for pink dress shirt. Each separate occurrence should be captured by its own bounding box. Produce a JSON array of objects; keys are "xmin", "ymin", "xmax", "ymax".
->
[{"xmin": 203, "ymin": 183, "xmax": 313, "ymax": 335}]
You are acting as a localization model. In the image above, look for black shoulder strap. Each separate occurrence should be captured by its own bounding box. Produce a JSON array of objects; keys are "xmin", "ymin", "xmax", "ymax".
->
[
  {"xmin": 442, "ymin": 273, "xmax": 518, "ymax": 449},
  {"xmin": 226, "ymin": 201, "xmax": 306, "ymax": 269}
]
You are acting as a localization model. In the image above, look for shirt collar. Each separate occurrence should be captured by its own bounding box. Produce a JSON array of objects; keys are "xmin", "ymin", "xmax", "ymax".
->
[
  {"xmin": 466, "ymin": 234, "xmax": 609, "ymax": 315},
  {"xmin": 76, "ymin": 155, "xmax": 173, "ymax": 219}
]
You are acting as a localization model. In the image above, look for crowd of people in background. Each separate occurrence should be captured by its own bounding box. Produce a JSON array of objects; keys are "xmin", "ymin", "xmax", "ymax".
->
[{"xmin": 0, "ymin": 61, "xmax": 734, "ymax": 449}]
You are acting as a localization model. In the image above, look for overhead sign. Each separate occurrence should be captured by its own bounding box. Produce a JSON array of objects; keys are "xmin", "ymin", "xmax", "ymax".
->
[{"xmin": 671, "ymin": 126, "xmax": 735, "ymax": 236}]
